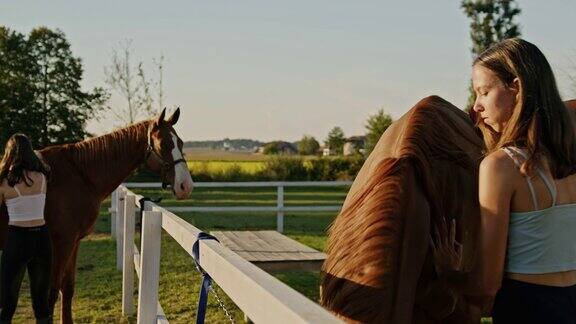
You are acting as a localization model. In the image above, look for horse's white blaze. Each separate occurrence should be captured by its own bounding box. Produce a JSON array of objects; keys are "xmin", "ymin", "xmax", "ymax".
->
[{"xmin": 171, "ymin": 132, "xmax": 193, "ymax": 198}]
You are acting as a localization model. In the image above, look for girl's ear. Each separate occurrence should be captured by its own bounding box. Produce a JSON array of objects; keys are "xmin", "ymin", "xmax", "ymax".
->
[{"xmin": 510, "ymin": 77, "xmax": 520, "ymax": 99}]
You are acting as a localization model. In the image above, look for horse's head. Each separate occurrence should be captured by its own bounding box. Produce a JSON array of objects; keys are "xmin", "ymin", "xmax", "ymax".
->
[{"xmin": 145, "ymin": 107, "xmax": 193, "ymax": 199}]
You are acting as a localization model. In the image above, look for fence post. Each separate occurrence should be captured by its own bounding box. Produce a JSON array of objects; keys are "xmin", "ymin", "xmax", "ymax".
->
[
  {"xmin": 116, "ymin": 188, "xmax": 126, "ymax": 271},
  {"xmin": 137, "ymin": 210, "xmax": 162, "ymax": 324},
  {"xmin": 122, "ymin": 194, "xmax": 136, "ymax": 316},
  {"xmin": 277, "ymin": 185, "xmax": 284, "ymax": 233},
  {"xmin": 110, "ymin": 189, "xmax": 117, "ymax": 239},
  {"xmin": 110, "ymin": 189, "xmax": 117, "ymax": 238}
]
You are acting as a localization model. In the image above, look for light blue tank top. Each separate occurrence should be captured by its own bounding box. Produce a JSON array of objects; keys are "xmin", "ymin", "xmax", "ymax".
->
[{"xmin": 502, "ymin": 147, "xmax": 576, "ymax": 274}]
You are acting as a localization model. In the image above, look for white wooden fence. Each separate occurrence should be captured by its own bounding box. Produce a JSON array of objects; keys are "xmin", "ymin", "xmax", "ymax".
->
[
  {"xmin": 123, "ymin": 181, "xmax": 352, "ymax": 233},
  {"xmin": 110, "ymin": 183, "xmax": 346, "ymax": 323}
]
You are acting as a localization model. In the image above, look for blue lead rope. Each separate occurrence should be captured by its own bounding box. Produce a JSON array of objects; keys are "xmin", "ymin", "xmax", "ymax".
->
[{"xmin": 192, "ymin": 232, "xmax": 220, "ymax": 324}]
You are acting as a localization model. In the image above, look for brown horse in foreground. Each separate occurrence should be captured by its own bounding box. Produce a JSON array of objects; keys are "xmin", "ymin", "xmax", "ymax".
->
[
  {"xmin": 322, "ymin": 97, "xmax": 576, "ymax": 323},
  {"xmin": 321, "ymin": 96, "xmax": 487, "ymax": 323},
  {"xmin": 0, "ymin": 108, "xmax": 193, "ymax": 323}
]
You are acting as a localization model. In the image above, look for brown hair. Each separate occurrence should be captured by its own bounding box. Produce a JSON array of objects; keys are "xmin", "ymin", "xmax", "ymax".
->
[
  {"xmin": 0, "ymin": 133, "xmax": 50, "ymax": 187},
  {"xmin": 474, "ymin": 38, "xmax": 576, "ymax": 178}
]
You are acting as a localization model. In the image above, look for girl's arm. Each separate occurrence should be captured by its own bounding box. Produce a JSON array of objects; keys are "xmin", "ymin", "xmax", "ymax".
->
[{"xmin": 478, "ymin": 151, "xmax": 515, "ymax": 297}]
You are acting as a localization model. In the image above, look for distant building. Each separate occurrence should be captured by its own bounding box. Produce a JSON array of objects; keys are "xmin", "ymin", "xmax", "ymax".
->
[{"xmin": 343, "ymin": 136, "xmax": 366, "ymax": 156}]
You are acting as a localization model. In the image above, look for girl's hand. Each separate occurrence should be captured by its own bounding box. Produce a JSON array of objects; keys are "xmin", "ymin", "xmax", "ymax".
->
[{"xmin": 430, "ymin": 216, "xmax": 463, "ymax": 276}]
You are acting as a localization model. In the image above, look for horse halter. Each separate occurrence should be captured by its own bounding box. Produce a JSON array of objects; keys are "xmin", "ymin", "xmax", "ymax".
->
[{"xmin": 145, "ymin": 129, "xmax": 187, "ymax": 190}]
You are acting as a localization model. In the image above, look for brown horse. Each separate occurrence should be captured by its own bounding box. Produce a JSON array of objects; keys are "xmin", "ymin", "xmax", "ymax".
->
[
  {"xmin": 0, "ymin": 108, "xmax": 193, "ymax": 323},
  {"xmin": 321, "ymin": 96, "xmax": 486, "ymax": 323}
]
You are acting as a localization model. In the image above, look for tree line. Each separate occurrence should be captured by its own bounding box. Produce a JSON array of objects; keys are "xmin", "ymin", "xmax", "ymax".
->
[{"xmin": 292, "ymin": 108, "xmax": 394, "ymax": 156}]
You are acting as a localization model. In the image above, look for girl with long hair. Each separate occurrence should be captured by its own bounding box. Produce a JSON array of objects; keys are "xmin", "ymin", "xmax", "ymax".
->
[
  {"xmin": 433, "ymin": 38, "xmax": 576, "ymax": 323},
  {"xmin": 0, "ymin": 134, "xmax": 52, "ymax": 324}
]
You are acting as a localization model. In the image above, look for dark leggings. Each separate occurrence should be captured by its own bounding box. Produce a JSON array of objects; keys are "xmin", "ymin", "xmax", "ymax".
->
[
  {"xmin": 492, "ymin": 277, "xmax": 576, "ymax": 324},
  {"xmin": 0, "ymin": 225, "xmax": 53, "ymax": 321}
]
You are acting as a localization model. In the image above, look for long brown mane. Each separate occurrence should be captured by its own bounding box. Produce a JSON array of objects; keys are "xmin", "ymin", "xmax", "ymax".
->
[
  {"xmin": 322, "ymin": 96, "xmax": 485, "ymax": 323},
  {"xmin": 40, "ymin": 120, "xmax": 152, "ymax": 200},
  {"xmin": 66, "ymin": 121, "xmax": 148, "ymax": 172},
  {"xmin": 322, "ymin": 157, "xmax": 424, "ymax": 322}
]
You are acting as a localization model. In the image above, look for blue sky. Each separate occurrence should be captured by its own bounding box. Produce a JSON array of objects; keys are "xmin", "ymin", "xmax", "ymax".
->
[{"xmin": 3, "ymin": 1, "xmax": 575, "ymax": 142}]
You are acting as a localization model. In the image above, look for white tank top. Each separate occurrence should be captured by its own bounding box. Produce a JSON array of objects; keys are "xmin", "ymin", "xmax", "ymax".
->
[{"xmin": 5, "ymin": 174, "xmax": 47, "ymax": 222}]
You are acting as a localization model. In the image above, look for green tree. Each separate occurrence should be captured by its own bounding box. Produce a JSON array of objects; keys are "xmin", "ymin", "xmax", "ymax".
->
[
  {"xmin": 0, "ymin": 27, "xmax": 106, "ymax": 147},
  {"xmin": 325, "ymin": 127, "xmax": 345, "ymax": 155},
  {"xmin": 262, "ymin": 141, "xmax": 297, "ymax": 155},
  {"xmin": 297, "ymin": 135, "xmax": 320, "ymax": 155},
  {"xmin": 461, "ymin": 0, "xmax": 521, "ymax": 109},
  {"xmin": 263, "ymin": 142, "xmax": 280, "ymax": 155},
  {"xmin": 365, "ymin": 109, "xmax": 393, "ymax": 154},
  {"xmin": 0, "ymin": 27, "xmax": 37, "ymax": 147}
]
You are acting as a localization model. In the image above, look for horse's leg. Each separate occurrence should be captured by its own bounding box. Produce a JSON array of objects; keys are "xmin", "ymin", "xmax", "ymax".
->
[
  {"xmin": 48, "ymin": 286, "xmax": 59, "ymax": 319},
  {"xmin": 60, "ymin": 242, "xmax": 79, "ymax": 324},
  {"xmin": 48, "ymin": 238, "xmax": 76, "ymax": 322}
]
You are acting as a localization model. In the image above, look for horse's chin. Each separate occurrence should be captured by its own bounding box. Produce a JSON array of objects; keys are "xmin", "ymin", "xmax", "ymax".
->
[
  {"xmin": 171, "ymin": 174, "xmax": 193, "ymax": 199},
  {"xmin": 174, "ymin": 193, "xmax": 189, "ymax": 200},
  {"xmin": 173, "ymin": 187, "xmax": 192, "ymax": 200}
]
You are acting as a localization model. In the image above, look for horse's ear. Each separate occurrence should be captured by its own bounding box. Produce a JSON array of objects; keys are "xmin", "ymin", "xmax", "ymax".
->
[
  {"xmin": 157, "ymin": 107, "xmax": 167, "ymax": 125},
  {"xmin": 166, "ymin": 107, "xmax": 180, "ymax": 126}
]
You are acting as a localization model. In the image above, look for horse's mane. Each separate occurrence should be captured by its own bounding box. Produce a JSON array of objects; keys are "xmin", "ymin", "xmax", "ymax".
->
[
  {"xmin": 400, "ymin": 96, "xmax": 483, "ymax": 168},
  {"xmin": 40, "ymin": 120, "xmax": 152, "ymax": 194},
  {"xmin": 399, "ymin": 96, "xmax": 484, "ymax": 221},
  {"xmin": 341, "ymin": 96, "xmax": 483, "ymax": 228},
  {"xmin": 322, "ymin": 157, "xmax": 409, "ymax": 321},
  {"xmin": 64, "ymin": 120, "xmax": 150, "ymax": 172},
  {"xmin": 322, "ymin": 96, "xmax": 485, "ymax": 322}
]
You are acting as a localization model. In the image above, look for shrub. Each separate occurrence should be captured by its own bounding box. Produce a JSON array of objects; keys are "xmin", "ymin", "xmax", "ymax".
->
[
  {"xmin": 127, "ymin": 156, "xmax": 366, "ymax": 182},
  {"xmin": 258, "ymin": 156, "xmax": 308, "ymax": 181}
]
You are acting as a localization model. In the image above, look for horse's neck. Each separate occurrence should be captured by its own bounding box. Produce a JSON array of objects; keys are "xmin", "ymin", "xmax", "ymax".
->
[{"xmin": 68, "ymin": 121, "xmax": 151, "ymax": 199}]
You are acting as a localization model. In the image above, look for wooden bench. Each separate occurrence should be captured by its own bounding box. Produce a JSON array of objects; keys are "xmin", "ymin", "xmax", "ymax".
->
[{"xmin": 209, "ymin": 230, "xmax": 326, "ymax": 272}]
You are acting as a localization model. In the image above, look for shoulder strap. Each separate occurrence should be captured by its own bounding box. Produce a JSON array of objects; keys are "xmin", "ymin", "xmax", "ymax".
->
[
  {"xmin": 508, "ymin": 147, "xmax": 557, "ymax": 206},
  {"xmin": 535, "ymin": 169, "xmax": 557, "ymax": 206},
  {"xmin": 41, "ymin": 174, "xmax": 46, "ymax": 193},
  {"xmin": 12, "ymin": 185, "xmax": 22, "ymax": 197},
  {"xmin": 502, "ymin": 147, "xmax": 539, "ymax": 210}
]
